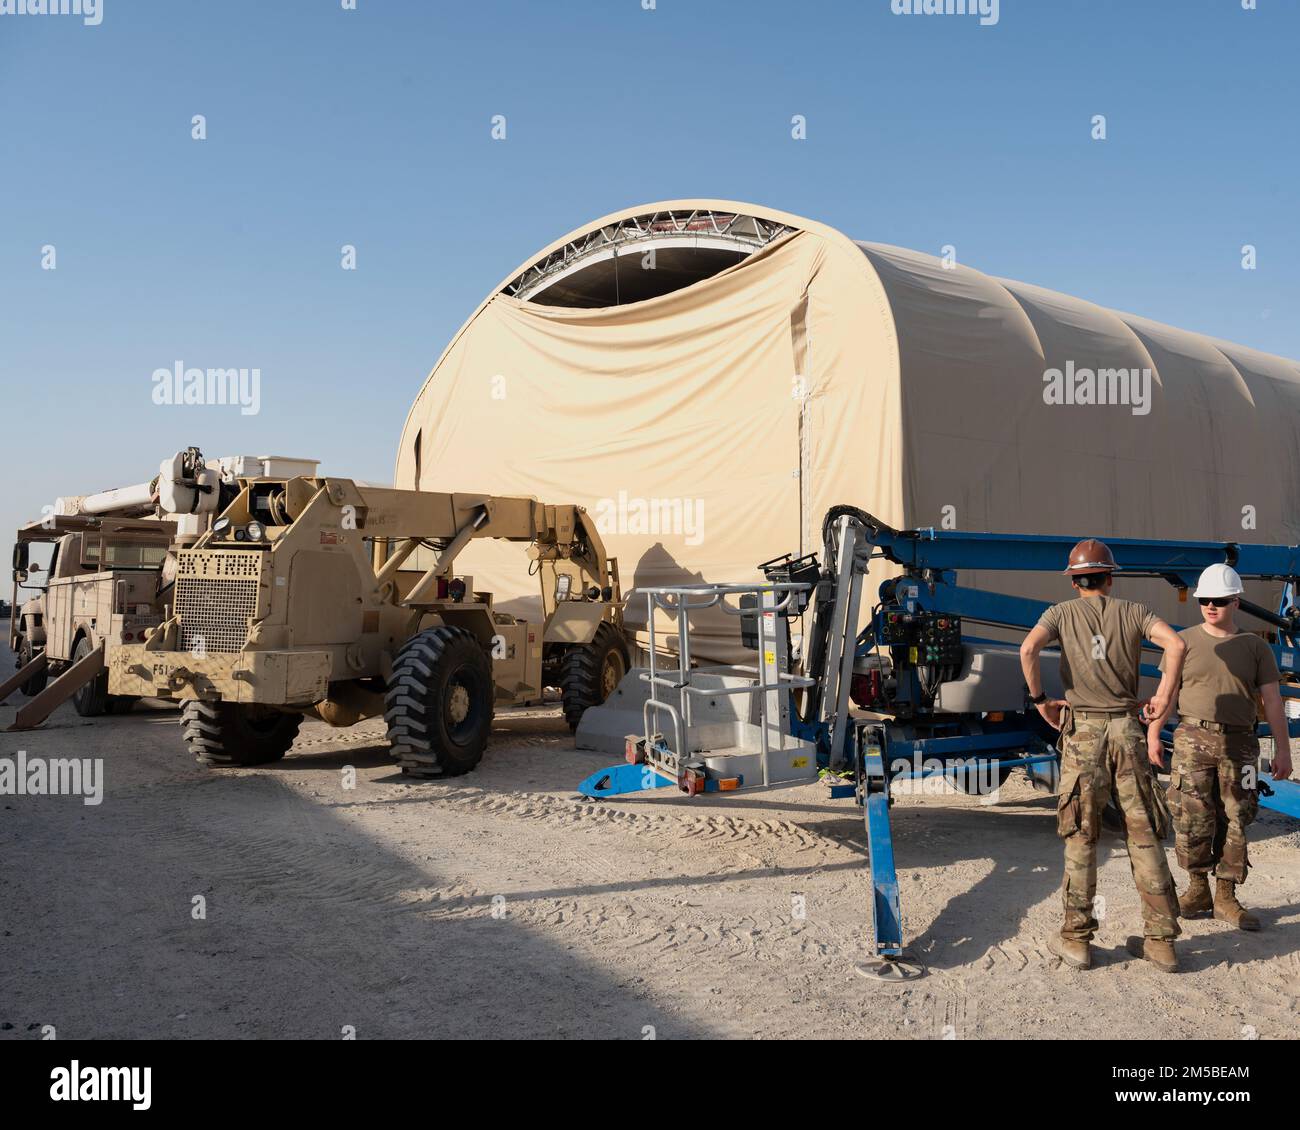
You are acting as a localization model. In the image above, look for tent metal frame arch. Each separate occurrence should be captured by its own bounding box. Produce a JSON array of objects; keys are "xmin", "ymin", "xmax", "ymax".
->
[{"xmin": 501, "ymin": 208, "xmax": 795, "ymax": 303}]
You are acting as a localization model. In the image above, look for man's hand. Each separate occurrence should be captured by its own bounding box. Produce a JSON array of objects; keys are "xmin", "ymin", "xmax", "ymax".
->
[
  {"xmin": 1141, "ymin": 692, "xmax": 1170, "ymax": 725},
  {"xmin": 1272, "ymin": 748, "xmax": 1294, "ymax": 781},
  {"xmin": 1036, "ymin": 699, "xmax": 1066, "ymax": 730},
  {"xmin": 1147, "ymin": 735, "xmax": 1166, "ymax": 769},
  {"xmin": 1258, "ymin": 684, "xmax": 1291, "ymax": 782}
]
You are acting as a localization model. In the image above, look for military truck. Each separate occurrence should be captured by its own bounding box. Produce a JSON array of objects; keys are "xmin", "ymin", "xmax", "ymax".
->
[
  {"xmin": 2, "ymin": 448, "xmax": 320, "ymax": 730},
  {"xmin": 6, "ymin": 516, "xmax": 175, "ymax": 726},
  {"xmin": 108, "ymin": 468, "xmax": 628, "ymax": 775}
]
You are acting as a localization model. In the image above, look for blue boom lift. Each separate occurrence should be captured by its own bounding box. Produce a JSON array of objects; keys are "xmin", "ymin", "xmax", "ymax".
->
[{"xmin": 575, "ymin": 507, "xmax": 1300, "ymax": 979}]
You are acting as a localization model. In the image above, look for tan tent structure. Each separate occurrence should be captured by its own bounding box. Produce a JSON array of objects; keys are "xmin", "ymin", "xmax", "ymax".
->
[{"xmin": 396, "ymin": 199, "xmax": 1300, "ymax": 660}]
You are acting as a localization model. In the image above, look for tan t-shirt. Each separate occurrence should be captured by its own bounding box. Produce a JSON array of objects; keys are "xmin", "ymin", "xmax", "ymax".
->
[
  {"xmin": 1036, "ymin": 596, "xmax": 1157, "ymax": 711},
  {"xmin": 1159, "ymin": 624, "xmax": 1280, "ymax": 728}
]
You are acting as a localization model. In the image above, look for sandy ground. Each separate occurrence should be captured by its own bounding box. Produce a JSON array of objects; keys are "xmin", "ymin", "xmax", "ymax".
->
[{"xmin": 1, "ymin": 634, "xmax": 1298, "ymax": 1041}]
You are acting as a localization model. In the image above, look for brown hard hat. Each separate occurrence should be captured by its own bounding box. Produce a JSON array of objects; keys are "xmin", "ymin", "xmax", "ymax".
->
[{"xmin": 1064, "ymin": 538, "xmax": 1119, "ymax": 575}]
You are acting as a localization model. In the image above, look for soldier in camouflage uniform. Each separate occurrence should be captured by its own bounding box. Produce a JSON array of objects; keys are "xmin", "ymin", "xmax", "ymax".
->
[
  {"xmin": 1020, "ymin": 539, "xmax": 1187, "ymax": 972},
  {"xmin": 1148, "ymin": 564, "xmax": 1294, "ymax": 931}
]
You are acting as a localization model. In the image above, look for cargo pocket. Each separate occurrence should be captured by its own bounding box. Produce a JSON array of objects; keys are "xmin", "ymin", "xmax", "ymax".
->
[
  {"xmin": 1122, "ymin": 735, "xmax": 1171, "ymax": 840},
  {"xmin": 1056, "ymin": 770, "xmax": 1082, "ymax": 838},
  {"xmin": 1148, "ymin": 776, "xmax": 1173, "ymax": 841},
  {"xmin": 1166, "ymin": 770, "xmax": 1185, "ymax": 825},
  {"xmin": 1238, "ymin": 774, "xmax": 1260, "ymax": 827}
]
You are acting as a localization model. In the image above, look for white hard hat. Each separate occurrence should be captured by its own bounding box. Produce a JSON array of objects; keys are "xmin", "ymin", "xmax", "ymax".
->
[{"xmin": 1194, "ymin": 563, "xmax": 1244, "ymax": 599}]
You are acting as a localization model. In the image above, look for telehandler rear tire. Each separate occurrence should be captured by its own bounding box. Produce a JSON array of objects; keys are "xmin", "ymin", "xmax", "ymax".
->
[
  {"xmin": 181, "ymin": 700, "xmax": 302, "ymax": 768},
  {"xmin": 559, "ymin": 622, "xmax": 629, "ymax": 731},
  {"xmin": 385, "ymin": 626, "xmax": 494, "ymax": 778}
]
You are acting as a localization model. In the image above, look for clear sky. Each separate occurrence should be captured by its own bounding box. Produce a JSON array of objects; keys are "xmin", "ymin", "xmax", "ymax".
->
[{"xmin": 2, "ymin": 0, "xmax": 1297, "ymax": 557}]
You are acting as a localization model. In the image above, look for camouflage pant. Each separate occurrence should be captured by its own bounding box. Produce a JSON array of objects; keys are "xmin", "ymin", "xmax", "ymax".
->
[
  {"xmin": 1056, "ymin": 712, "xmax": 1180, "ymax": 942},
  {"xmin": 1168, "ymin": 724, "xmax": 1260, "ymax": 884}
]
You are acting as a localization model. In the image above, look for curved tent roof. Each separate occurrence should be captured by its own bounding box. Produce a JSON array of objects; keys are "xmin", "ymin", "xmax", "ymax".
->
[{"xmin": 397, "ymin": 200, "xmax": 1300, "ymax": 658}]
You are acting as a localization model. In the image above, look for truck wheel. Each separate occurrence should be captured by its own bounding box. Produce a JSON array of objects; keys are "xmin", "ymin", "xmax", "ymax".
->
[
  {"xmin": 16, "ymin": 639, "xmax": 47, "ymax": 696},
  {"xmin": 71, "ymin": 637, "xmax": 110, "ymax": 717},
  {"xmin": 181, "ymin": 701, "xmax": 302, "ymax": 768},
  {"xmin": 559, "ymin": 622, "xmax": 628, "ymax": 731},
  {"xmin": 385, "ymin": 626, "xmax": 494, "ymax": 778}
]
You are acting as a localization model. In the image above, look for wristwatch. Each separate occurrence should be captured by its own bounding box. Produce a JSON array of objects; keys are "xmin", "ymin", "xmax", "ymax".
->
[{"xmin": 1030, "ymin": 691, "xmax": 1048, "ymax": 705}]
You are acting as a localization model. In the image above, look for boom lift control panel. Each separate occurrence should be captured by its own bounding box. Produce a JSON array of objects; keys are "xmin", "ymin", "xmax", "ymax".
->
[{"xmin": 880, "ymin": 610, "xmax": 963, "ymax": 667}]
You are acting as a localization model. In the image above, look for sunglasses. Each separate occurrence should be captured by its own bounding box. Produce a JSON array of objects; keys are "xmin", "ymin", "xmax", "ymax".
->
[{"xmin": 1198, "ymin": 597, "xmax": 1235, "ymax": 607}]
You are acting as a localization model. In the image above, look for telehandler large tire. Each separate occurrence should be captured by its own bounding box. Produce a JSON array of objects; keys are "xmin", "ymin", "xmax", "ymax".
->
[
  {"xmin": 71, "ymin": 636, "xmax": 110, "ymax": 717},
  {"xmin": 559, "ymin": 622, "xmax": 629, "ymax": 731},
  {"xmin": 385, "ymin": 625, "xmax": 494, "ymax": 778},
  {"xmin": 181, "ymin": 700, "xmax": 302, "ymax": 768}
]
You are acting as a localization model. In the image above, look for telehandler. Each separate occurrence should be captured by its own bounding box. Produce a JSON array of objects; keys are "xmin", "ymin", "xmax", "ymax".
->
[{"xmin": 107, "ymin": 468, "xmax": 627, "ymax": 775}]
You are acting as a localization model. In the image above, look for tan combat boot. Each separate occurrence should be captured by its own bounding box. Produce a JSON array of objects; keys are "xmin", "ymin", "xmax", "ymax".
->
[
  {"xmin": 1126, "ymin": 935, "xmax": 1178, "ymax": 973},
  {"xmin": 1178, "ymin": 872, "xmax": 1213, "ymax": 918},
  {"xmin": 1214, "ymin": 879, "xmax": 1261, "ymax": 931},
  {"xmin": 1047, "ymin": 933, "xmax": 1091, "ymax": 970}
]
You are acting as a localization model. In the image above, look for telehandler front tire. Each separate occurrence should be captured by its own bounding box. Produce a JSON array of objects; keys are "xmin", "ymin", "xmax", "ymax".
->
[
  {"xmin": 181, "ymin": 700, "xmax": 302, "ymax": 768},
  {"xmin": 385, "ymin": 626, "xmax": 494, "ymax": 778},
  {"xmin": 559, "ymin": 622, "xmax": 629, "ymax": 731}
]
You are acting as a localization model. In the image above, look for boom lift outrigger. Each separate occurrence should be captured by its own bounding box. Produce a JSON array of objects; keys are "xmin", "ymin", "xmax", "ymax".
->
[{"xmin": 575, "ymin": 507, "xmax": 1300, "ymax": 979}]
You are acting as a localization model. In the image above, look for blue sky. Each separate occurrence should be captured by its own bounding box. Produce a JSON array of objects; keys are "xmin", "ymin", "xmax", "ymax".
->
[{"xmin": 1, "ymin": 0, "xmax": 1297, "ymax": 551}]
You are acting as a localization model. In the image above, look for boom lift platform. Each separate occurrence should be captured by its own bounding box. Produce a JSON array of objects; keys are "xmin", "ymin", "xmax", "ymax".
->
[{"xmin": 575, "ymin": 506, "xmax": 1300, "ymax": 979}]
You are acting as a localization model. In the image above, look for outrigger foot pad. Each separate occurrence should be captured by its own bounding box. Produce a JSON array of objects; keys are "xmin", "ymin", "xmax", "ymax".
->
[
  {"xmin": 576, "ymin": 761, "xmax": 674, "ymax": 799},
  {"xmin": 854, "ymin": 954, "xmax": 925, "ymax": 982}
]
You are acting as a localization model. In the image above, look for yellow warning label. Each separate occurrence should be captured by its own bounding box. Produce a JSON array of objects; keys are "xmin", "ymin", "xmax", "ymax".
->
[
  {"xmin": 791, "ymin": 757, "xmax": 808, "ymax": 768},
  {"xmin": 764, "ymin": 650, "xmax": 776, "ymax": 665}
]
